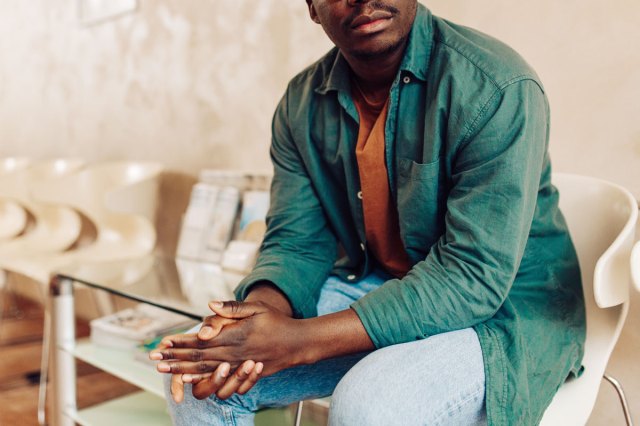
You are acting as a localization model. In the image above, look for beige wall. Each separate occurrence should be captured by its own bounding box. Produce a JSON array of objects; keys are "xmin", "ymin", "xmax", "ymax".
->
[
  {"xmin": 429, "ymin": 1, "xmax": 640, "ymax": 198},
  {"xmin": 1, "ymin": 1, "xmax": 639, "ymax": 422},
  {"xmin": 1, "ymin": 1, "xmax": 638, "ymax": 194},
  {"xmin": 0, "ymin": 1, "xmax": 330, "ymax": 174}
]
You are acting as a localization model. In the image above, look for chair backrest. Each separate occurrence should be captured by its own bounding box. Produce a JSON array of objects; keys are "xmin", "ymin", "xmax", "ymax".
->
[
  {"xmin": 0, "ymin": 157, "xmax": 32, "ymax": 239},
  {"xmin": 0, "ymin": 159, "xmax": 85, "ymax": 253},
  {"xmin": 541, "ymin": 173, "xmax": 637, "ymax": 425},
  {"xmin": 31, "ymin": 161, "xmax": 163, "ymax": 257},
  {"xmin": 0, "ymin": 199, "xmax": 27, "ymax": 240},
  {"xmin": 632, "ymin": 241, "xmax": 640, "ymax": 292}
]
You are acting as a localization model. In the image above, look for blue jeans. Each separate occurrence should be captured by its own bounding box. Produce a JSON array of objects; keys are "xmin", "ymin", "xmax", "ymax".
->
[{"xmin": 165, "ymin": 272, "xmax": 487, "ymax": 425}]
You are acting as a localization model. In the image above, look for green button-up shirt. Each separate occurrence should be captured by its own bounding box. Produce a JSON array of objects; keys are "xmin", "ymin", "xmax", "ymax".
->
[{"xmin": 236, "ymin": 4, "xmax": 585, "ymax": 424}]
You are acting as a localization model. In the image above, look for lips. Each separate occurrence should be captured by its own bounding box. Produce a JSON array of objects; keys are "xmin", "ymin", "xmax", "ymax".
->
[{"xmin": 350, "ymin": 10, "xmax": 394, "ymax": 29}]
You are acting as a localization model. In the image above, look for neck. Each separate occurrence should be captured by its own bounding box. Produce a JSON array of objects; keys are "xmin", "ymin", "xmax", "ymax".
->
[{"xmin": 343, "ymin": 38, "xmax": 408, "ymax": 100}]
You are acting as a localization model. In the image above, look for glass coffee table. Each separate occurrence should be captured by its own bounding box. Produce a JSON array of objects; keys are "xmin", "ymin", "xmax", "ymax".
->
[{"xmin": 48, "ymin": 254, "xmax": 311, "ymax": 426}]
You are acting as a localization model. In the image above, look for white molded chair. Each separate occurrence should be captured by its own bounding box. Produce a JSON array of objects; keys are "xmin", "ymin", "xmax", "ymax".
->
[
  {"xmin": 540, "ymin": 173, "xmax": 637, "ymax": 425},
  {"xmin": 4, "ymin": 161, "xmax": 163, "ymax": 284},
  {"xmin": 8, "ymin": 161, "xmax": 164, "ymax": 425},
  {"xmin": 631, "ymin": 241, "xmax": 640, "ymax": 292},
  {"xmin": 0, "ymin": 157, "xmax": 32, "ymax": 240},
  {"xmin": 0, "ymin": 159, "xmax": 85, "ymax": 256},
  {"xmin": 293, "ymin": 173, "xmax": 638, "ymax": 426}
]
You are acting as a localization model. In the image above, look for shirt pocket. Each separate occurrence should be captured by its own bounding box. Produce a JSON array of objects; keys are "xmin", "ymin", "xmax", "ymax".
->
[{"xmin": 396, "ymin": 157, "xmax": 446, "ymax": 261}]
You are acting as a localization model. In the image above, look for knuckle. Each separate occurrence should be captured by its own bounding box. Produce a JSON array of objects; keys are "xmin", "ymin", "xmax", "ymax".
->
[
  {"xmin": 197, "ymin": 362, "xmax": 210, "ymax": 373},
  {"xmin": 189, "ymin": 350, "xmax": 203, "ymax": 361},
  {"xmin": 193, "ymin": 388, "xmax": 209, "ymax": 400}
]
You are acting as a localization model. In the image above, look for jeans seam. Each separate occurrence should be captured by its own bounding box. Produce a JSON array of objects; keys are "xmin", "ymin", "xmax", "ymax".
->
[
  {"xmin": 221, "ymin": 404, "xmax": 236, "ymax": 426},
  {"xmin": 431, "ymin": 379, "xmax": 485, "ymax": 425}
]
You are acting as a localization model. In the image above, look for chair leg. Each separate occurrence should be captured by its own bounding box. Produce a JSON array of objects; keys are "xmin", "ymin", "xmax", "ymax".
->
[
  {"xmin": 603, "ymin": 374, "xmax": 634, "ymax": 426},
  {"xmin": 293, "ymin": 401, "xmax": 304, "ymax": 426}
]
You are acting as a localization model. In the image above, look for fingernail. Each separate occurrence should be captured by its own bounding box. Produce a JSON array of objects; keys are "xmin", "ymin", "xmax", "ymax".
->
[
  {"xmin": 198, "ymin": 327, "xmax": 214, "ymax": 339},
  {"xmin": 220, "ymin": 364, "xmax": 230, "ymax": 378},
  {"xmin": 243, "ymin": 363, "xmax": 253, "ymax": 374},
  {"xmin": 209, "ymin": 301, "xmax": 223, "ymax": 309},
  {"xmin": 256, "ymin": 363, "xmax": 263, "ymax": 375},
  {"xmin": 149, "ymin": 352, "xmax": 163, "ymax": 360},
  {"xmin": 182, "ymin": 374, "xmax": 192, "ymax": 383},
  {"xmin": 161, "ymin": 339, "xmax": 173, "ymax": 348},
  {"xmin": 157, "ymin": 363, "xmax": 170, "ymax": 372}
]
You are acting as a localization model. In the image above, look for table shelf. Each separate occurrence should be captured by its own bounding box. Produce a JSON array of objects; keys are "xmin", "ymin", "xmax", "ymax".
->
[
  {"xmin": 71, "ymin": 339, "xmax": 164, "ymax": 398},
  {"xmin": 70, "ymin": 391, "xmax": 171, "ymax": 426}
]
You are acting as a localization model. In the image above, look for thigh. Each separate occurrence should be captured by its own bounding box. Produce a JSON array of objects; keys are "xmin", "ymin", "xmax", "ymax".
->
[
  {"xmin": 317, "ymin": 270, "xmax": 390, "ymax": 316},
  {"xmin": 165, "ymin": 350, "xmax": 370, "ymax": 425},
  {"xmin": 329, "ymin": 328, "xmax": 486, "ymax": 426}
]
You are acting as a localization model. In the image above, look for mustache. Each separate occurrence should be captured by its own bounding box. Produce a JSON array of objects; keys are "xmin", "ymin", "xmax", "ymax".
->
[{"xmin": 344, "ymin": 2, "xmax": 400, "ymax": 27}]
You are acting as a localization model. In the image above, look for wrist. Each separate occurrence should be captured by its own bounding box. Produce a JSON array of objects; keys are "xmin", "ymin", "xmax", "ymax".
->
[
  {"xmin": 294, "ymin": 309, "xmax": 375, "ymax": 366},
  {"xmin": 245, "ymin": 282, "xmax": 293, "ymax": 317}
]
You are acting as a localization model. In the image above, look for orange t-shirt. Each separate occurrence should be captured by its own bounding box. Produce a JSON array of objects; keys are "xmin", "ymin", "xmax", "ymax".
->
[{"xmin": 352, "ymin": 81, "xmax": 411, "ymax": 278}]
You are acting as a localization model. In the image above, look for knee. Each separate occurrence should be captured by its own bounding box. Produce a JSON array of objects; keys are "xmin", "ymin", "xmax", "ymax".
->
[{"xmin": 328, "ymin": 358, "xmax": 383, "ymax": 426}]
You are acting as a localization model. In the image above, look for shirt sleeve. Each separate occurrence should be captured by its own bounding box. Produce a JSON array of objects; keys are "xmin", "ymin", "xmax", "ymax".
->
[
  {"xmin": 234, "ymin": 88, "xmax": 338, "ymax": 319},
  {"xmin": 351, "ymin": 79, "xmax": 549, "ymax": 348}
]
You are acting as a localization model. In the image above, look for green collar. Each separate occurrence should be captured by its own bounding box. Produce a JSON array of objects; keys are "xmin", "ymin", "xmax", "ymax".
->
[{"xmin": 315, "ymin": 3, "xmax": 433, "ymax": 95}]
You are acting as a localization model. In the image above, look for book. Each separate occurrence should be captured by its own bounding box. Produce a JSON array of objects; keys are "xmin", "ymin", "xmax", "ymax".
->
[{"xmin": 90, "ymin": 304, "xmax": 197, "ymax": 350}]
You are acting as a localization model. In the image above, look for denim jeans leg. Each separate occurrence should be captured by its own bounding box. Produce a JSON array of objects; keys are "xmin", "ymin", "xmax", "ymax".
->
[
  {"xmin": 328, "ymin": 328, "xmax": 486, "ymax": 426},
  {"xmin": 164, "ymin": 272, "xmax": 486, "ymax": 425}
]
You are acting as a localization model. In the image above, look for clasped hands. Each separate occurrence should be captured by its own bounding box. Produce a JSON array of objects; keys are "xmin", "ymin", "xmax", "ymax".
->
[{"xmin": 149, "ymin": 300, "xmax": 304, "ymax": 403}]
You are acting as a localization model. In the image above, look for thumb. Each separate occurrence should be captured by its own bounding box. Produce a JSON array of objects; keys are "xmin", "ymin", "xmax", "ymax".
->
[{"xmin": 208, "ymin": 301, "xmax": 265, "ymax": 319}]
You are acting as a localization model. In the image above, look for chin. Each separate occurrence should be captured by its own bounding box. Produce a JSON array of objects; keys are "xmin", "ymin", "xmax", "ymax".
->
[{"xmin": 349, "ymin": 36, "xmax": 405, "ymax": 59}]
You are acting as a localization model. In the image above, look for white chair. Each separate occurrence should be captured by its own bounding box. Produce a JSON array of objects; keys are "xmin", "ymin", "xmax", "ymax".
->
[
  {"xmin": 4, "ymin": 161, "xmax": 163, "ymax": 284},
  {"xmin": 540, "ymin": 173, "xmax": 637, "ymax": 425},
  {"xmin": 0, "ymin": 158, "xmax": 85, "ymax": 257},
  {"xmin": 0, "ymin": 157, "xmax": 31, "ymax": 240},
  {"xmin": 3, "ymin": 160, "xmax": 164, "ymax": 426},
  {"xmin": 631, "ymin": 241, "xmax": 640, "ymax": 292},
  {"xmin": 292, "ymin": 173, "xmax": 638, "ymax": 426}
]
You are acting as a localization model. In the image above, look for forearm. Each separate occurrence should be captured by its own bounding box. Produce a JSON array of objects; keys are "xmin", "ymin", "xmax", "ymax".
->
[{"xmin": 297, "ymin": 308, "xmax": 374, "ymax": 365}]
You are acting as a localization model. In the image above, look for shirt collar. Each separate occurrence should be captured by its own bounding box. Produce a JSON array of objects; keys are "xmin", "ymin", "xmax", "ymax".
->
[{"xmin": 316, "ymin": 3, "xmax": 433, "ymax": 95}]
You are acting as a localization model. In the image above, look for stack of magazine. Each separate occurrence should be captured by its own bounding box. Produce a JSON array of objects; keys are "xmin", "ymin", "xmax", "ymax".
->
[{"xmin": 90, "ymin": 304, "xmax": 197, "ymax": 351}]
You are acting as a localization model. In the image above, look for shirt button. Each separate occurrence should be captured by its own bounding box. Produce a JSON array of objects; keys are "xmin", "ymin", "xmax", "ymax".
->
[
  {"xmin": 360, "ymin": 243, "xmax": 366, "ymax": 251},
  {"xmin": 402, "ymin": 76, "xmax": 411, "ymax": 84},
  {"xmin": 347, "ymin": 274, "xmax": 356, "ymax": 281},
  {"xmin": 357, "ymin": 191, "xmax": 363, "ymax": 200}
]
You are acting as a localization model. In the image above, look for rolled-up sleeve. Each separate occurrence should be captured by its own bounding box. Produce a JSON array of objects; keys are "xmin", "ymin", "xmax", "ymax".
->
[
  {"xmin": 352, "ymin": 79, "xmax": 548, "ymax": 347},
  {"xmin": 234, "ymin": 88, "xmax": 338, "ymax": 319}
]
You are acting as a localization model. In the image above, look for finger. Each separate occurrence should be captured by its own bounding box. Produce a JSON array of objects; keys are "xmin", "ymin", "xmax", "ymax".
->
[
  {"xmin": 171, "ymin": 374, "xmax": 185, "ymax": 403},
  {"xmin": 216, "ymin": 360, "xmax": 255, "ymax": 400},
  {"xmin": 159, "ymin": 333, "xmax": 206, "ymax": 349},
  {"xmin": 157, "ymin": 360, "xmax": 223, "ymax": 374},
  {"xmin": 182, "ymin": 372, "xmax": 212, "ymax": 384},
  {"xmin": 208, "ymin": 301, "xmax": 265, "ymax": 319},
  {"xmin": 198, "ymin": 315, "xmax": 237, "ymax": 340},
  {"xmin": 192, "ymin": 363, "xmax": 231, "ymax": 400},
  {"xmin": 152, "ymin": 348, "xmax": 212, "ymax": 362},
  {"xmin": 236, "ymin": 362, "xmax": 263, "ymax": 395}
]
